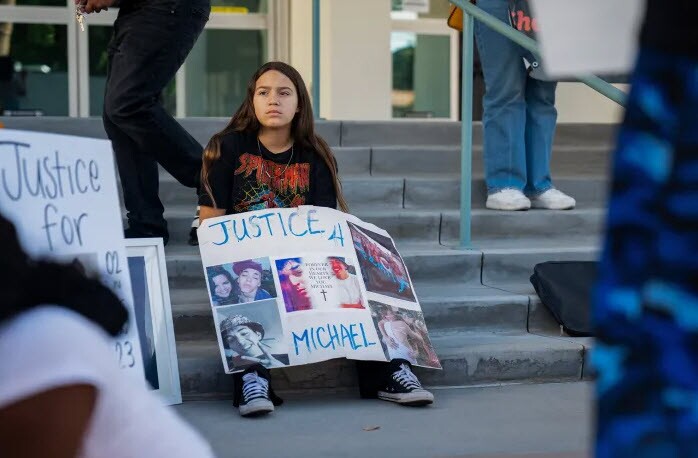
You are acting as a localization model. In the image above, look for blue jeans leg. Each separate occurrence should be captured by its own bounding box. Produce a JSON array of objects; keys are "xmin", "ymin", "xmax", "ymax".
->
[
  {"xmin": 475, "ymin": 0, "xmax": 528, "ymax": 193},
  {"xmin": 524, "ymin": 78, "xmax": 557, "ymax": 195}
]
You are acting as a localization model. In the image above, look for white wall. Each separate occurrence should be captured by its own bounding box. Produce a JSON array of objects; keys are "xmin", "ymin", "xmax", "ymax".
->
[
  {"xmin": 290, "ymin": 0, "xmax": 392, "ymax": 120},
  {"xmin": 289, "ymin": 1, "xmax": 623, "ymax": 123},
  {"xmin": 289, "ymin": 0, "xmax": 313, "ymax": 94},
  {"xmin": 322, "ymin": 0, "xmax": 392, "ymax": 120},
  {"xmin": 556, "ymin": 83, "xmax": 627, "ymax": 123}
]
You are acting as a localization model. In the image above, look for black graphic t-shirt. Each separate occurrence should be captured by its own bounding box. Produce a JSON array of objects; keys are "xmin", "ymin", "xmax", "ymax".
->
[{"xmin": 199, "ymin": 131, "xmax": 337, "ymax": 214}]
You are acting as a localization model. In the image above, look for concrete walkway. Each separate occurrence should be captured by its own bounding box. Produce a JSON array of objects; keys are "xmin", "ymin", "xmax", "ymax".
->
[{"xmin": 175, "ymin": 382, "xmax": 593, "ymax": 458}]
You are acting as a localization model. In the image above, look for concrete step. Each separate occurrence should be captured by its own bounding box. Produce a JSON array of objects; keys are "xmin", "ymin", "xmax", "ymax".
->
[
  {"xmin": 170, "ymin": 283, "xmax": 531, "ymax": 340},
  {"xmin": 1, "ymin": 117, "xmax": 616, "ymax": 149},
  {"xmin": 404, "ymin": 176, "xmax": 609, "ymax": 210},
  {"xmin": 156, "ymin": 206, "xmax": 605, "ymax": 246},
  {"xmin": 481, "ymin": 246, "xmax": 600, "ymax": 286},
  {"xmin": 339, "ymin": 121, "xmax": 615, "ymax": 148},
  {"xmin": 177, "ymin": 331, "xmax": 587, "ymax": 399},
  {"xmin": 162, "ymin": 238, "xmax": 599, "ymax": 290},
  {"xmin": 370, "ymin": 145, "xmax": 610, "ymax": 177},
  {"xmin": 163, "ymin": 243, "xmax": 483, "ymax": 289},
  {"xmin": 156, "ymin": 173, "xmax": 609, "ymax": 211},
  {"xmin": 157, "ymin": 175, "xmax": 405, "ymax": 209},
  {"xmin": 441, "ymin": 208, "xmax": 605, "ymax": 243},
  {"xmin": 0, "ymin": 116, "xmax": 343, "ymax": 148}
]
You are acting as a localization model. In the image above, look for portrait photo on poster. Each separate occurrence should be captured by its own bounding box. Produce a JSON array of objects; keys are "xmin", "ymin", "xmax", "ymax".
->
[
  {"xmin": 126, "ymin": 239, "xmax": 182, "ymax": 405},
  {"xmin": 275, "ymin": 256, "xmax": 366, "ymax": 313},
  {"xmin": 206, "ymin": 257, "xmax": 277, "ymax": 306},
  {"xmin": 128, "ymin": 255, "xmax": 159, "ymax": 390},
  {"xmin": 369, "ymin": 300, "xmax": 441, "ymax": 369},
  {"xmin": 215, "ymin": 300, "xmax": 289, "ymax": 373},
  {"xmin": 347, "ymin": 222, "xmax": 416, "ymax": 303}
]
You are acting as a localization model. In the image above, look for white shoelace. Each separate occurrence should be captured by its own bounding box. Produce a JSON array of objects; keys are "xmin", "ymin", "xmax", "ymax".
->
[
  {"xmin": 242, "ymin": 372, "xmax": 270, "ymax": 402},
  {"xmin": 393, "ymin": 363, "xmax": 423, "ymax": 391}
]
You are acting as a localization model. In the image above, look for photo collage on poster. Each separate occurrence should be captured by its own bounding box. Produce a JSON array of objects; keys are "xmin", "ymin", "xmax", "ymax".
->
[
  {"xmin": 201, "ymin": 210, "xmax": 441, "ymax": 373},
  {"xmin": 206, "ymin": 258, "xmax": 289, "ymax": 373},
  {"xmin": 347, "ymin": 221, "xmax": 441, "ymax": 369},
  {"xmin": 206, "ymin": 253, "xmax": 376, "ymax": 372}
]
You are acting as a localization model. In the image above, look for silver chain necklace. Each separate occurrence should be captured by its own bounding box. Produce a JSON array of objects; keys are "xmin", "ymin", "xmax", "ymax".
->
[{"xmin": 258, "ymin": 137, "xmax": 294, "ymax": 181}]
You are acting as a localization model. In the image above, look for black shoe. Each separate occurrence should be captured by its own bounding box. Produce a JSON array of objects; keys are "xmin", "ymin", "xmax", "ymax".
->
[
  {"xmin": 378, "ymin": 361, "xmax": 434, "ymax": 406},
  {"xmin": 188, "ymin": 206, "xmax": 200, "ymax": 246},
  {"xmin": 124, "ymin": 227, "xmax": 169, "ymax": 246},
  {"xmin": 239, "ymin": 371, "xmax": 275, "ymax": 417}
]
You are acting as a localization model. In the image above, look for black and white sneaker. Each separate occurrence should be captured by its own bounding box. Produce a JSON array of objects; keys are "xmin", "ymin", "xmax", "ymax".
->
[
  {"xmin": 378, "ymin": 362, "xmax": 434, "ymax": 406},
  {"xmin": 239, "ymin": 371, "xmax": 275, "ymax": 417}
]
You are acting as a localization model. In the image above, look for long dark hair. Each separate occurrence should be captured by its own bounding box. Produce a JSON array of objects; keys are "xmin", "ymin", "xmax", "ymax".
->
[
  {"xmin": 201, "ymin": 61, "xmax": 349, "ymax": 213},
  {"xmin": 207, "ymin": 266, "xmax": 238, "ymax": 301},
  {"xmin": 0, "ymin": 213, "xmax": 127, "ymax": 336}
]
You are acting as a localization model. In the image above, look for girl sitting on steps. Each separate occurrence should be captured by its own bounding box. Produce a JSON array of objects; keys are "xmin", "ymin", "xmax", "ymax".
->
[{"xmin": 198, "ymin": 61, "xmax": 435, "ymax": 417}]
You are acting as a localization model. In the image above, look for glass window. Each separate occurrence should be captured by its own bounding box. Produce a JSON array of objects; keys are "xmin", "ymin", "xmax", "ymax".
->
[
  {"xmin": 0, "ymin": 22, "xmax": 69, "ymax": 116},
  {"xmin": 391, "ymin": 0, "xmax": 451, "ymax": 19},
  {"xmin": 88, "ymin": 26, "xmax": 176, "ymax": 117},
  {"xmin": 183, "ymin": 28, "xmax": 266, "ymax": 117},
  {"xmin": 88, "ymin": 25, "xmax": 110, "ymax": 116},
  {"xmin": 392, "ymin": 32, "xmax": 450, "ymax": 118},
  {"xmin": 211, "ymin": 0, "xmax": 267, "ymax": 14}
]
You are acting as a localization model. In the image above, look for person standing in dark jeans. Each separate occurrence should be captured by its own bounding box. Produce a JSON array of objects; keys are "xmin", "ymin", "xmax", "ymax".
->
[{"xmin": 78, "ymin": 0, "xmax": 210, "ymax": 245}]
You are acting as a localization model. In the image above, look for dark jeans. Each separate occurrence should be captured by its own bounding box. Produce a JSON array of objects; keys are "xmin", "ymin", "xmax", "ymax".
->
[
  {"xmin": 232, "ymin": 361, "xmax": 396, "ymax": 407},
  {"xmin": 103, "ymin": 0, "xmax": 210, "ymax": 240}
]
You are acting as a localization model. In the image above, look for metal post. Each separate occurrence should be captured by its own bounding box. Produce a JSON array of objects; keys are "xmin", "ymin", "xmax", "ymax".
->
[
  {"xmin": 312, "ymin": 0, "xmax": 321, "ymax": 119},
  {"xmin": 460, "ymin": 12, "xmax": 474, "ymax": 248}
]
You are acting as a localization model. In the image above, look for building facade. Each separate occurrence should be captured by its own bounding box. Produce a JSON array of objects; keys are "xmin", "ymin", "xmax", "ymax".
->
[{"xmin": 0, "ymin": 0, "xmax": 622, "ymax": 122}]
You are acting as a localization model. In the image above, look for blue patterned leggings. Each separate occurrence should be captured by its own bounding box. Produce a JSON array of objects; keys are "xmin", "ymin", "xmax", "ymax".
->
[{"xmin": 594, "ymin": 48, "xmax": 698, "ymax": 457}]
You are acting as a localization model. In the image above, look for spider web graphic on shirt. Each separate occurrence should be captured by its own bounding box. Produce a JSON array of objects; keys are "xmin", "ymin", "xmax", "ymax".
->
[{"xmin": 234, "ymin": 153, "xmax": 311, "ymax": 212}]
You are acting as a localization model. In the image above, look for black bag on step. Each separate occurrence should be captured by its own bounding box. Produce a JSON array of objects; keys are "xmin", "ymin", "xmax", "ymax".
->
[{"xmin": 529, "ymin": 261, "xmax": 597, "ymax": 337}]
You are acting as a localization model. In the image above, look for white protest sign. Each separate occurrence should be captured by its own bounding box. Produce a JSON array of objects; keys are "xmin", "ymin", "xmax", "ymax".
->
[
  {"xmin": 530, "ymin": 0, "xmax": 644, "ymax": 77},
  {"xmin": 0, "ymin": 129, "xmax": 144, "ymax": 378},
  {"xmin": 198, "ymin": 206, "xmax": 441, "ymax": 373}
]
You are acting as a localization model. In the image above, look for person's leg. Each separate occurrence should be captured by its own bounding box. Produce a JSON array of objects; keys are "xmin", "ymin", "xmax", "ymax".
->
[
  {"xmin": 357, "ymin": 359, "xmax": 433, "ymax": 406},
  {"xmin": 233, "ymin": 364, "xmax": 282, "ymax": 417},
  {"xmin": 474, "ymin": 0, "xmax": 528, "ymax": 195},
  {"xmin": 524, "ymin": 77, "xmax": 576, "ymax": 209},
  {"xmin": 523, "ymin": 77, "xmax": 556, "ymax": 195},
  {"xmin": 594, "ymin": 48, "xmax": 698, "ymax": 457},
  {"xmin": 103, "ymin": 114, "xmax": 167, "ymax": 240},
  {"xmin": 356, "ymin": 360, "xmax": 390, "ymax": 399},
  {"xmin": 103, "ymin": 0, "xmax": 209, "ymax": 236}
]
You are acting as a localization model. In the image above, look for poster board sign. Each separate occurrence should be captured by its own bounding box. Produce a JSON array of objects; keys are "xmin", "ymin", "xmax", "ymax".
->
[
  {"xmin": 530, "ymin": 0, "xmax": 643, "ymax": 77},
  {"xmin": 198, "ymin": 206, "xmax": 441, "ymax": 374},
  {"xmin": 0, "ymin": 129, "xmax": 144, "ymax": 378},
  {"xmin": 126, "ymin": 239, "xmax": 182, "ymax": 405}
]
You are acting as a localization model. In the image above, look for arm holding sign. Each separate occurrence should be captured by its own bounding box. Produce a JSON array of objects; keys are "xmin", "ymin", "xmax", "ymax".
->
[
  {"xmin": 196, "ymin": 62, "xmax": 435, "ymax": 417},
  {"xmin": 199, "ymin": 134, "xmax": 236, "ymax": 223}
]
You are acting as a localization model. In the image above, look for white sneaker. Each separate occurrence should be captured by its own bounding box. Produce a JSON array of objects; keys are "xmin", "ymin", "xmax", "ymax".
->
[
  {"xmin": 486, "ymin": 189, "xmax": 531, "ymax": 211},
  {"xmin": 530, "ymin": 188, "xmax": 576, "ymax": 210}
]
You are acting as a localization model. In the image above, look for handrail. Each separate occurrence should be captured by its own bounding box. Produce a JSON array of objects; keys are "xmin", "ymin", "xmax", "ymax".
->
[
  {"xmin": 450, "ymin": 0, "xmax": 627, "ymax": 248},
  {"xmin": 450, "ymin": 0, "xmax": 628, "ymax": 106}
]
